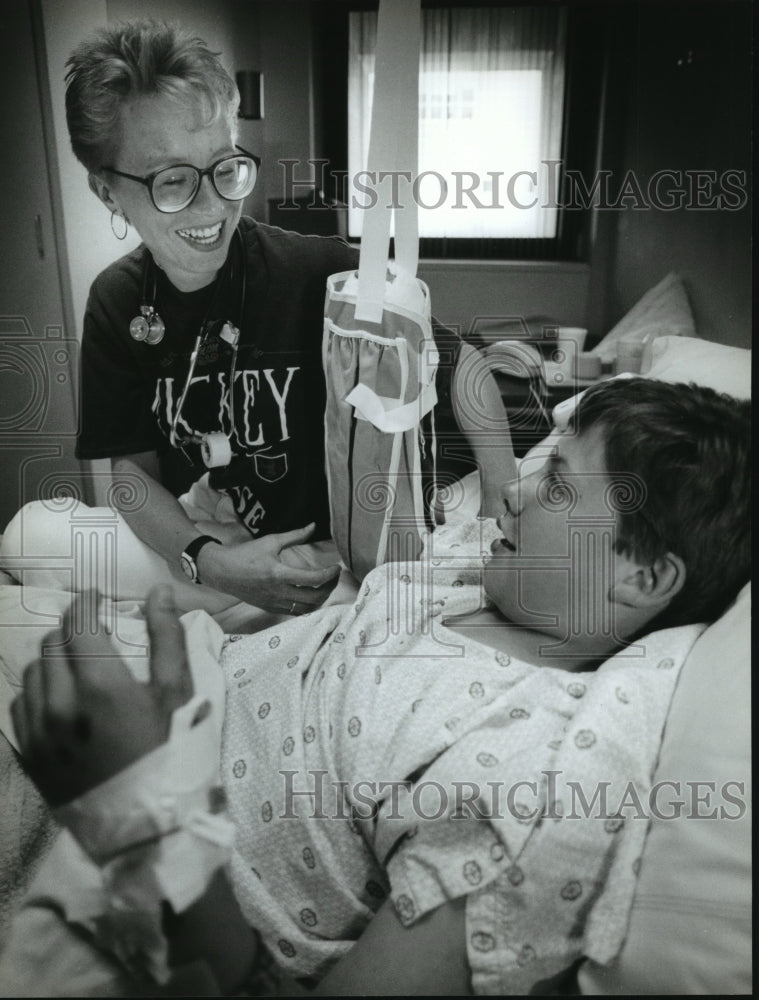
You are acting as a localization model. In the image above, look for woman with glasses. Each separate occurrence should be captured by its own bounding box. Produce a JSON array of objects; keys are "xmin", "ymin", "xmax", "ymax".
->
[
  {"xmin": 14, "ymin": 20, "xmax": 362, "ymax": 619},
  {"xmin": 0, "ymin": 18, "xmax": 499, "ymax": 622}
]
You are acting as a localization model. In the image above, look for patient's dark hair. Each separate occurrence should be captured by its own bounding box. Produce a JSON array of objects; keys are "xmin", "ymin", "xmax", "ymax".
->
[{"xmin": 575, "ymin": 378, "xmax": 750, "ymax": 628}]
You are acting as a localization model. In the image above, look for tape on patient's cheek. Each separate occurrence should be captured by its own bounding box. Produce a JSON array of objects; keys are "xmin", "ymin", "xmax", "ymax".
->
[
  {"xmin": 552, "ymin": 371, "xmax": 638, "ymax": 429},
  {"xmin": 552, "ymin": 396, "xmax": 581, "ymax": 429}
]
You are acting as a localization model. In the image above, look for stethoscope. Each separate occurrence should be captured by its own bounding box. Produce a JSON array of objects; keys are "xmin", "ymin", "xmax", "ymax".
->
[{"xmin": 129, "ymin": 225, "xmax": 246, "ymax": 469}]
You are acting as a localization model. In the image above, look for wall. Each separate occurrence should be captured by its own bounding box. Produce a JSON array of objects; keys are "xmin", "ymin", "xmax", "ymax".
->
[
  {"xmin": 418, "ymin": 261, "xmax": 590, "ymax": 338},
  {"xmin": 259, "ymin": 0, "xmax": 314, "ymax": 212},
  {"xmin": 40, "ymin": 0, "xmax": 117, "ymax": 343},
  {"xmin": 600, "ymin": 2, "xmax": 751, "ymax": 347},
  {"xmin": 0, "ymin": 2, "xmax": 83, "ymax": 529}
]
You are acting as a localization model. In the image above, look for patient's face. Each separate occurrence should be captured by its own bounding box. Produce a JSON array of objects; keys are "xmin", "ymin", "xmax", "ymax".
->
[{"xmin": 484, "ymin": 424, "xmax": 636, "ymax": 645}]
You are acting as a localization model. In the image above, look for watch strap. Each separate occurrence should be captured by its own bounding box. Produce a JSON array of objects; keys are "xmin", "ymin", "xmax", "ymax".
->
[{"xmin": 181, "ymin": 535, "xmax": 221, "ymax": 585}]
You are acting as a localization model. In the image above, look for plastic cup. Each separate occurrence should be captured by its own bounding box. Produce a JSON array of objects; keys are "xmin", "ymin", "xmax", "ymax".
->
[
  {"xmin": 615, "ymin": 336, "xmax": 645, "ymax": 374},
  {"xmin": 556, "ymin": 326, "xmax": 589, "ymax": 353},
  {"xmin": 551, "ymin": 327, "xmax": 588, "ymax": 381}
]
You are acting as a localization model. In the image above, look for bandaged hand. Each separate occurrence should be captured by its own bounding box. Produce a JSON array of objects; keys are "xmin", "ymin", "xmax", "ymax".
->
[
  {"xmin": 197, "ymin": 521, "xmax": 341, "ymax": 614},
  {"xmin": 11, "ymin": 586, "xmax": 237, "ymax": 985},
  {"xmin": 11, "ymin": 585, "xmax": 193, "ymax": 809}
]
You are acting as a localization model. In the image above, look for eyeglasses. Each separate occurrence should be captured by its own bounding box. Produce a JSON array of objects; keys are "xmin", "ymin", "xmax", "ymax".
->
[{"xmin": 102, "ymin": 146, "xmax": 261, "ymax": 214}]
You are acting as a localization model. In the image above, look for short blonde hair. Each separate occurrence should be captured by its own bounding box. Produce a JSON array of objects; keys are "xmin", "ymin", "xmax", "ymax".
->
[{"xmin": 65, "ymin": 20, "xmax": 239, "ymax": 172}]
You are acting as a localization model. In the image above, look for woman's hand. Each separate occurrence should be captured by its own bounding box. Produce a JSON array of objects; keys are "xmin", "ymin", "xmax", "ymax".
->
[
  {"xmin": 111, "ymin": 455, "xmax": 341, "ymax": 614},
  {"xmin": 197, "ymin": 523, "xmax": 341, "ymax": 614},
  {"xmin": 11, "ymin": 585, "xmax": 192, "ymax": 808}
]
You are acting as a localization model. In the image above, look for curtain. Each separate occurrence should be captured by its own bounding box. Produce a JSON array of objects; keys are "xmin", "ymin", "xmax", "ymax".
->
[{"xmin": 348, "ymin": 5, "xmax": 567, "ymax": 240}]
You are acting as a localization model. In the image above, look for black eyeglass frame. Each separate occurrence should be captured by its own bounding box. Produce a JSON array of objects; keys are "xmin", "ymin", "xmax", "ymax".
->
[{"xmin": 101, "ymin": 146, "xmax": 262, "ymax": 214}]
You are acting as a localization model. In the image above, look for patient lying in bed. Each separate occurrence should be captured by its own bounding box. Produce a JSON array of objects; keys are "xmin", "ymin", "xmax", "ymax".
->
[{"xmin": 0, "ymin": 378, "xmax": 751, "ymax": 996}]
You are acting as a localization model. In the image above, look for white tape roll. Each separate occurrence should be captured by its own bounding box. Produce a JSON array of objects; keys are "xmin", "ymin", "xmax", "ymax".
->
[
  {"xmin": 201, "ymin": 432, "xmax": 232, "ymax": 468},
  {"xmin": 218, "ymin": 322, "xmax": 240, "ymax": 347}
]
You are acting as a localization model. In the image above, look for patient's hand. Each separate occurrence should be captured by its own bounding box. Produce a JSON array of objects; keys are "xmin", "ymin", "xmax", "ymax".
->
[
  {"xmin": 11, "ymin": 585, "xmax": 193, "ymax": 808},
  {"xmin": 197, "ymin": 523, "xmax": 341, "ymax": 614},
  {"xmin": 451, "ymin": 342, "xmax": 518, "ymax": 518}
]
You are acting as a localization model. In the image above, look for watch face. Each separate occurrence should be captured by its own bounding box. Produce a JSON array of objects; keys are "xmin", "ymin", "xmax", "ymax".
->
[{"xmin": 180, "ymin": 553, "xmax": 198, "ymax": 582}]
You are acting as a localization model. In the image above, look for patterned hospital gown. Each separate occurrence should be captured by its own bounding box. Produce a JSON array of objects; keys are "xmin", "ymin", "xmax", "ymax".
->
[{"xmin": 219, "ymin": 517, "xmax": 701, "ymax": 994}]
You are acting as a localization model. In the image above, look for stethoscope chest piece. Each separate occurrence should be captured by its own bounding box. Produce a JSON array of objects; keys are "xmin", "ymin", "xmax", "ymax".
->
[{"xmin": 130, "ymin": 306, "xmax": 165, "ymax": 345}]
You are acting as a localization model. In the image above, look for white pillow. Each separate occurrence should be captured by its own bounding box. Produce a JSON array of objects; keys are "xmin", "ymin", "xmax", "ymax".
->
[
  {"xmin": 591, "ymin": 272, "xmax": 696, "ymax": 363},
  {"xmin": 578, "ymin": 585, "xmax": 752, "ymax": 995},
  {"xmin": 572, "ymin": 339, "xmax": 751, "ymax": 994},
  {"xmin": 643, "ymin": 334, "xmax": 751, "ymax": 399},
  {"xmin": 548, "ymin": 336, "xmax": 751, "ymax": 436}
]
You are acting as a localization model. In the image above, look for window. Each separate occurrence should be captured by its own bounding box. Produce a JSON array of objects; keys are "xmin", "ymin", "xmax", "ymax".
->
[
  {"xmin": 348, "ymin": 5, "xmax": 566, "ymax": 242},
  {"xmin": 315, "ymin": 2, "xmax": 609, "ymax": 260}
]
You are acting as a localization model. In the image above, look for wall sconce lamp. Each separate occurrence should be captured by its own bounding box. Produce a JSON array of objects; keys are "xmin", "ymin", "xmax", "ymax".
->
[{"xmin": 237, "ymin": 71, "xmax": 264, "ymax": 120}]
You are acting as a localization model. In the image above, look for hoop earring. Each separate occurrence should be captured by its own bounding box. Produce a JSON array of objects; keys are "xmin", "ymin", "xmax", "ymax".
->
[{"xmin": 110, "ymin": 210, "xmax": 129, "ymax": 241}]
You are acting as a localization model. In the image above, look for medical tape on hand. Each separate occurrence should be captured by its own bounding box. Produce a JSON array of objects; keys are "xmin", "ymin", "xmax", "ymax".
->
[
  {"xmin": 85, "ymin": 824, "xmax": 233, "ymax": 984},
  {"xmin": 50, "ymin": 694, "xmax": 235, "ymax": 984},
  {"xmin": 55, "ymin": 693, "xmax": 229, "ymax": 866}
]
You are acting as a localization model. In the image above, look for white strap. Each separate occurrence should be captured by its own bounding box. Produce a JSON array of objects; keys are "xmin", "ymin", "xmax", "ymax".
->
[
  {"xmin": 346, "ymin": 382, "xmax": 438, "ymax": 433},
  {"xmin": 355, "ymin": 0, "xmax": 421, "ymax": 323},
  {"xmin": 374, "ymin": 337, "xmax": 410, "ymax": 564}
]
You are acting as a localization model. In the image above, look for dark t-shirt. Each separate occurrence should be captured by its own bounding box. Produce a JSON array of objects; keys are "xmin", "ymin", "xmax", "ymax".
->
[{"xmin": 76, "ymin": 218, "xmax": 472, "ymax": 539}]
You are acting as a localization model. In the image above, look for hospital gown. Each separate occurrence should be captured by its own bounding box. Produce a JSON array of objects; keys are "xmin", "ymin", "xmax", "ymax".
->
[
  {"xmin": 219, "ymin": 516, "xmax": 702, "ymax": 992},
  {"xmin": 0, "ymin": 517, "xmax": 702, "ymax": 995}
]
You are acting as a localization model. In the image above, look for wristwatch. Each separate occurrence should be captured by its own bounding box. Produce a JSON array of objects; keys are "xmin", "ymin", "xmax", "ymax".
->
[{"xmin": 180, "ymin": 535, "xmax": 221, "ymax": 585}]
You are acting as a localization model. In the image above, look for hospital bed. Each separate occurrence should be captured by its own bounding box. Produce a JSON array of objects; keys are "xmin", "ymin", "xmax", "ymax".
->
[{"xmin": 0, "ymin": 288, "xmax": 751, "ymax": 994}]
